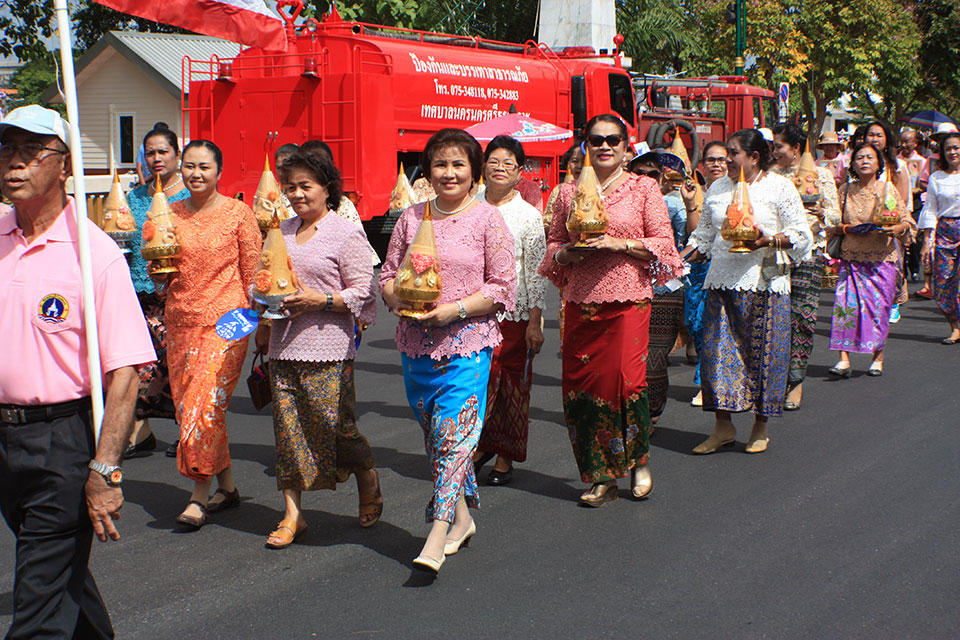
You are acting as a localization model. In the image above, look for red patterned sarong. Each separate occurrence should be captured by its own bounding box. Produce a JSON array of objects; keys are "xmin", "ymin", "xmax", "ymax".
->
[{"xmin": 478, "ymin": 320, "xmax": 533, "ymax": 462}]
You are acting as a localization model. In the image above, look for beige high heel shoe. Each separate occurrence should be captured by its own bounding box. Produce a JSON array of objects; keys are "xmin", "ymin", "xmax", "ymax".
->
[
  {"xmin": 579, "ymin": 481, "xmax": 618, "ymax": 507},
  {"xmin": 443, "ymin": 519, "xmax": 476, "ymax": 556}
]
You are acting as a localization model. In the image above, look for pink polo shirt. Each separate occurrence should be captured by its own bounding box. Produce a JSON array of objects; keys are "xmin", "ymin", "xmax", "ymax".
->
[{"xmin": 0, "ymin": 198, "xmax": 156, "ymax": 405}]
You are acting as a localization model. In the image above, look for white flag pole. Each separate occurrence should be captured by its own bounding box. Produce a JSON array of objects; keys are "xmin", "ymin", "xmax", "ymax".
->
[{"xmin": 54, "ymin": 0, "xmax": 105, "ymax": 444}]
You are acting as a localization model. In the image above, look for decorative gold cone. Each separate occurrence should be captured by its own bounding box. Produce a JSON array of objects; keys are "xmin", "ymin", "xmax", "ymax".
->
[
  {"xmin": 389, "ymin": 162, "xmax": 416, "ymax": 212},
  {"xmin": 796, "ymin": 141, "xmax": 821, "ymax": 204},
  {"xmin": 720, "ymin": 167, "xmax": 759, "ymax": 252},
  {"xmin": 394, "ymin": 202, "xmax": 442, "ymax": 318},
  {"xmin": 566, "ymin": 151, "xmax": 608, "ymax": 248},
  {"xmin": 101, "ymin": 172, "xmax": 136, "ymax": 250},
  {"xmin": 254, "ymin": 211, "xmax": 299, "ymax": 298},
  {"xmin": 141, "ymin": 176, "xmax": 182, "ymax": 277},
  {"xmin": 668, "ymin": 132, "xmax": 703, "ymax": 210},
  {"xmin": 253, "ymin": 154, "xmax": 290, "ymax": 232},
  {"xmin": 875, "ymin": 169, "xmax": 901, "ymax": 226}
]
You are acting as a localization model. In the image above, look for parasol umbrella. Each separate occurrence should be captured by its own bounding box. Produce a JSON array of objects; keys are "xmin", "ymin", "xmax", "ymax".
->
[
  {"xmin": 902, "ymin": 110, "xmax": 957, "ymax": 129},
  {"xmin": 464, "ymin": 114, "xmax": 572, "ymax": 143}
]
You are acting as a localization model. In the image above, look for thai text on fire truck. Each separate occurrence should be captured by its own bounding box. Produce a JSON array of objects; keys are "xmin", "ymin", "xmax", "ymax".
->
[{"xmin": 408, "ymin": 53, "xmax": 530, "ymax": 83}]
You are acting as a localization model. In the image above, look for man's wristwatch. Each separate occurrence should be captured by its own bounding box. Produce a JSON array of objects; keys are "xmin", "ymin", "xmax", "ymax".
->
[
  {"xmin": 456, "ymin": 300, "xmax": 468, "ymax": 320},
  {"xmin": 88, "ymin": 460, "xmax": 124, "ymax": 486}
]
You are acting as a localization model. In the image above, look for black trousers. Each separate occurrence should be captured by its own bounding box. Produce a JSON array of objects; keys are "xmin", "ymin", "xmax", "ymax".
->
[{"xmin": 0, "ymin": 410, "xmax": 114, "ymax": 639}]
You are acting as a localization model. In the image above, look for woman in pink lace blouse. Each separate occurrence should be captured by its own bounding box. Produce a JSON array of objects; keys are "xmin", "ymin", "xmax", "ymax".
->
[
  {"xmin": 538, "ymin": 114, "xmax": 684, "ymax": 508},
  {"xmin": 381, "ymin": 128, "xmax": 517, "ymax": 574},
  {"xmin": 254, "ymin": 152, "xmax": 380, "ymax": 549}
]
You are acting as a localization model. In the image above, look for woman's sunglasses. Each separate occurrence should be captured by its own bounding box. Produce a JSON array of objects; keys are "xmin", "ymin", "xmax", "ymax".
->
[
  {"xmin": 631, "ymin": 168, "xmax": 661, "ymax": 179},
  {"xmin": 587, "ymin": 134, "xmax": 624, "ymax": 148}
]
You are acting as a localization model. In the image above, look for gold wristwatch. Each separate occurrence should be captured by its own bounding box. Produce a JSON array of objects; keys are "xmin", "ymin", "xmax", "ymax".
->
[{"xmin": 625, "ymin": 239, "xmax": 635, "ymax": 253}]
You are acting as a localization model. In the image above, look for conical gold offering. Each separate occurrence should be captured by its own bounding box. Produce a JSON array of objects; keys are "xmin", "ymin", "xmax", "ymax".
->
[
  {"xmin": 253, "ymin": 154, "xmax": 290, "ymax": 232},
  {"xmin": 102, "ymin": 171, "xmax": 136, "ymax": 253},
  {"xmin": 720, "ymin": 167, "xmax": 759, "ymax": 253},
  {"xmin": 252, "ymin": 212, "xmax": 300, "ymax": 319},
  {"xmin": 141, "ymin": 176, "xmax": 181, "ymax": 277},
  {"xmin": 565, "ymin": 151, "xmax": 608, "ymax": 248},
  {"xmin": 795, "ymin": 141, "xmax": 821, "ymax": 205},
  {"xmin": 874, "ymin": 169, "xmax": 901, "ymax": 227},
  {"xmin": 389, "ymin": 163, "xmax": 416, "ymax": 212},
  {"xmin": 394, "ymin": 203, "xmax": 442, "ymax": 318},
  {"xmin": 669, "ymin": 133, "xmax": 703, "ymax": 210}
]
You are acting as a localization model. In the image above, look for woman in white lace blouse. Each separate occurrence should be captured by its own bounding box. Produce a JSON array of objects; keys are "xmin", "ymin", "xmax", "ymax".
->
[
  {"xmin": 683, "ymin": 129, "xmax": 813, "ymax": 455},
  {"xmin": 474, "ymin": 135, "xmax": 547, "ymax": 486}
]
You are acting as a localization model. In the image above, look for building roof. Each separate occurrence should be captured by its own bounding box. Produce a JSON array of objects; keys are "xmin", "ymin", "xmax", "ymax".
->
[{"xmin": 43, "ymin": 31, "xmax": 242, "ymax": 103}]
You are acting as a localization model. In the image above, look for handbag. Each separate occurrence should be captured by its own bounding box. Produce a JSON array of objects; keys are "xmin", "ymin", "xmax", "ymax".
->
[
  {"xmin": 827, "ymin": 188, "xmax": 849, "ymax": 260},
  {"xmin": 246, "ymin": 353, "xmax": 272, "ymax": 410},
  {"xmin": 761, "ymin": 245, "xmax": 791, "ymax": 281}
]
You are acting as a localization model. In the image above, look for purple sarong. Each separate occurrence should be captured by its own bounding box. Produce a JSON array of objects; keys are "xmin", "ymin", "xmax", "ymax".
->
[
  {"xmin": 829, "ymin": 261, "xmax": 897, "ymax": 354},
  {"xmin": 933, "ymin": 217, "xmax": 960, "ymax": 322}
]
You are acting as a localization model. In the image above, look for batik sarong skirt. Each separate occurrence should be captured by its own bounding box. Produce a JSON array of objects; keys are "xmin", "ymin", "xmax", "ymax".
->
[
  {"xmin": 684, "ymin": 261, "xmax": 710, "ymax": 385},
  {"xmin": 562, "ymin": 300, "xmax": 652, "ymax": 484},
  {"xmin": 478, "ymin": 320, "xmax": 533, "ymax": 463},
  {"xmin": 648, "ymin": 291, "xmax": 684, "ymax": 418},
  {"xmin": 135, "ymin": 291, "xmax": 176, "ymax": 420},
  {"xmin": 401, "ymin": 349, "xmax": 492, "ymax": 523},
  {"xmin": 829, "ymin": 261, "xmax": 897, "ymax": 354},
  {"xmin": 933, "ymin": 217, "xmax": 960, "ymax": 322},
  {"xmin": 701, "ymin": 288, "xmax": 790, "ymax": 418},
  {"xmin": 270, "ymin": 358, "xmax": 375, "ymax": 492},
  {"xmin": 788, "ymin": 255, "xmax": 824, "ymax": 384},
  {"xmin": 167, "ymin": 324, "xmax": 247, "ymax": 482}
]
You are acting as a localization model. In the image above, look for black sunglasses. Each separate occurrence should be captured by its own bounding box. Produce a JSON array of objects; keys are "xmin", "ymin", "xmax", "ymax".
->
[
  {"xmin": 587, "ymin": 134, "xmax": 624, "ymax": 148},
  {"xmin": 631, "ymin": 168, "xmax": 661, "ymax": 179}
]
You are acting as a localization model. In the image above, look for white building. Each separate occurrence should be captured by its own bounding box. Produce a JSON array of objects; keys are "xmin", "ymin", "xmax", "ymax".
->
[{"xmin": 42, "ymin": 31, "xmax": 241, "ymax": 174}]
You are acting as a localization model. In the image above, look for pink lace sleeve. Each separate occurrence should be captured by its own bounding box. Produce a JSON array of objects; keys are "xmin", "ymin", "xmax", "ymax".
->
[
  {"xmin": 480, "ymin": 207, "xmax": 518, "ymax": 313},
  {"xmin": 236, "ymin": 200, "xmax": 263, "ymax": 298},
  {"xmin": 636, "ymin": 180, "xmax": 685, "ymax": 285},
  {"xmin": 339, "ymin": 227, "xmax": 378, "ymax": 326},
  {"xmin": 538, "ymin": 182, "xmax": 574, "ymax": 289},
  {"xmin": 379, "ymin": 206, "xmax": 411, "ymax": 289}
]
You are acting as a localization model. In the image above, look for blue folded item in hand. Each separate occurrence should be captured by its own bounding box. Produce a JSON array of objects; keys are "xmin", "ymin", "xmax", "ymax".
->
[{"xmin": 847, "ymin": 223, "xmax": 882, "ymax": 234}]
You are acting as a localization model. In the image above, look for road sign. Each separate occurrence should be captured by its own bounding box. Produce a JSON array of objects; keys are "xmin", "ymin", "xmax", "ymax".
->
[{"xmin": 778, "ymin": 82, "xmax": 789, "ymax": 121}]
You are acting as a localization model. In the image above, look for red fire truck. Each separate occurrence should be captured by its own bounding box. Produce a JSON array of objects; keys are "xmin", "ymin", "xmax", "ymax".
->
[{"xmin": 182, "ymin": 1, "xmax": 777, "ymax": 236}]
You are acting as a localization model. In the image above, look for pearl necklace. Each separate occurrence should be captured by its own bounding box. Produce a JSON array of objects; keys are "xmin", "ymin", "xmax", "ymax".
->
[
  {"xmin": 432, "ymin": 196, "xmax": 474, "ymax": 216},
  {"xmin": 600, "ymin": 168, "xmax": 624, "ymax": 192},
  {"xmin": 150, "ymin": 175, "xmax": 183, "ymax": 196}
]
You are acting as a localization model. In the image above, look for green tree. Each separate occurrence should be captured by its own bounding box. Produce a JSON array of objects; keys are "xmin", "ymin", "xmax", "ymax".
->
[
  {"xmin": 617, "ymin": 0, "xmax": 705, "ymax": 75},
  {"xmin": 914, "ymin": 0, "xmax": 960, "ymax": 116},
  {"xmin": 0, "ymin": 0, "xmax": 55, "ymax": 62}
]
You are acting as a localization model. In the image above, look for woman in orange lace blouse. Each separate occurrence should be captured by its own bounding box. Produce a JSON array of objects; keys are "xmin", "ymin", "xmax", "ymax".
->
[{"xmin": 160, "ymin": 140, "xmax": 262, "ymax": 529}]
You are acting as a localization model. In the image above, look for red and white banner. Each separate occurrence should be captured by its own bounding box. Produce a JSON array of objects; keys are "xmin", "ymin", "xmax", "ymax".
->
[{"xmin": 94, "ymin": 0, "xmax": 288, "ymax": 52}]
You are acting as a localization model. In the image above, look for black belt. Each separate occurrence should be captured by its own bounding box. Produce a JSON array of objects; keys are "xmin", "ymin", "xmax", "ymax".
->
[{"xmin": 0, "ymin": 397, "xmax": 92, "ymax": 425}]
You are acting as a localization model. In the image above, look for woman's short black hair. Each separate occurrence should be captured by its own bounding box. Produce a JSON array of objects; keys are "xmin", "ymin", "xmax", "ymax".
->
[
  {"xmin": 584, "ymin": 113, "xmax": 629, "ymax": 142},
  {"xmin": 728, "ymin": 129, "xmax": 772, "ymax": 170},
  {"xmin": 484, "ymin": 135, "xmax": 526, "ymax": 167},
  {"xmin": 771, "ymin": 123, "xmax": 807, "ymax": 149},
  {"xmin": 143, "ymin": 124, "xmax": 179, "ymax": 155},
  {"xmin": 275, "ymin": 143, "xmax": 300, "ymax": 164},
  {"xmin": 701, "ymin": 140, "xmax": 727, "ymax": 160},
  {"xmin": 560, "ymin": 141, "xmax": 581, "ymax": 168},
  {"xmin": 279, "ymin": 151, "xmax": 343, "ymax": 211},
  {"xmin": 181, "ymin": 139, "xmax": 222, "ymax": 171},
  {"xmin": 301, "ymin": 140, "xmax": 334, "ymax": 163},
  {"xmin": 936, "ymin": 133, "xmax": 960, "ymax": 172},
  {"xmin": 421, "ymin": 128, "xmax": 483, "ymax": 183},
  {"xmin": 847, "ymin": 142, "xmax": 885, "ymax": 180}
]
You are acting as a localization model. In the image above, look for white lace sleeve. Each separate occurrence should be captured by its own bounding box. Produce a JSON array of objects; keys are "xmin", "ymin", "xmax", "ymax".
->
[{"xmin": 522, "ymin": 208, "xmax": 547, "ymax": 312}]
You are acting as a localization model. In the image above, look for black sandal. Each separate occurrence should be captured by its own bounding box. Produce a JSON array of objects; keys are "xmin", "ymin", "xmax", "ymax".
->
[{"xmin": 176, "ymin": 501, "xmax": 207, "ymax": 529}]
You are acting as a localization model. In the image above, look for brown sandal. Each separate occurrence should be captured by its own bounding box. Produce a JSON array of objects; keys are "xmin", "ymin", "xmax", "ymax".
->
[
  {"xmin": 265, "ymin": 518, "xmax": 308, "ymax": 549},
  {"xmin": 358, "ymin": 470, "xmax": 383, "ymax": 528},
  {"xmin": 206, "ymin": 487, "xmax": 240, "ymax": 514},
  {"xmin": 175, "ymin": 501, "xmax": 207, "ymax": 529}
]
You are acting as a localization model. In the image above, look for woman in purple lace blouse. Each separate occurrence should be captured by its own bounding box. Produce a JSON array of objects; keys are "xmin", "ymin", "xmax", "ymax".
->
[
  {"xmin": 381, "ymin": 129, "xmax": 517, "ymax": 575},
  {"xmin": 254, "ymin": 152, "xmax": 380, "ymax": 549}
]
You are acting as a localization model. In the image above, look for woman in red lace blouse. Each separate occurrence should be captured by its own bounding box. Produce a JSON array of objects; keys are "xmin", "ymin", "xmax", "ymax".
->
[{"xmin": 538, "ymin": 114, "xmax": 684, "ymax": 507}]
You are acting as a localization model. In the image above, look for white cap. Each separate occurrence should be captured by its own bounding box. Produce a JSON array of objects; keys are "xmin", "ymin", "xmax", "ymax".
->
[
  {"xmin": 758, "ymin": 127, "xmax": 774, "ymax": 142},
  {"xmin": 0, "ymin": 104, "xmax": 71, "ymax": 149},
  {"xmin": 935, "ymin": 122, "xmax": 959, "ymax": 135}
]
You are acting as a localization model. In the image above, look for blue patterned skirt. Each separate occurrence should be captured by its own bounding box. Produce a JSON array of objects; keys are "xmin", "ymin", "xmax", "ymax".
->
[
  {"xmin": 401, "ymin": 349, "xmax": 492, "ymax": 523},
  {"xmin": 684, "ymin": 261, "xmax": 710, "ymax": 385},
  {"xmin": 701, "ymin": 288, "xmax": 790, "ymax": 417}
]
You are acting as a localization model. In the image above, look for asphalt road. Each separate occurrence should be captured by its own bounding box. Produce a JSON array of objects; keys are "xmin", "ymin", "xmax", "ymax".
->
[{"xmin": 2, "ymin": 284, "xmax": 958, "ymax": 639}]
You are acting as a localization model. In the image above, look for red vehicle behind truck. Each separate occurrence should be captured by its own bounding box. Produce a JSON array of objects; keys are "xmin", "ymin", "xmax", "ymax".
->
[{"xmin": 183, "ymin": 1, "xmax": 777, "ymax": 238}]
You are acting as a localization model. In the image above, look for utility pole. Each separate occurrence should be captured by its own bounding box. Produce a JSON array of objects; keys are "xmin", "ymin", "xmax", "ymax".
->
[{"xmin": 725, "ymin": 0, "xmax": 746, "ymax": 75}]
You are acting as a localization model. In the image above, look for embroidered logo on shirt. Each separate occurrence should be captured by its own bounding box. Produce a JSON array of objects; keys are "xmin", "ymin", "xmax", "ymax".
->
[{"xmin": 39, "ymin": 294, "xmax": 69, "ymax": 324}]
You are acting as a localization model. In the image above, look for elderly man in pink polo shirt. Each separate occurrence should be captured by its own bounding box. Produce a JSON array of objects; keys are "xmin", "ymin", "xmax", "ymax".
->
[{"xmin": 0, "ymin": 105, "xmax": 155, "ymax": 639}]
